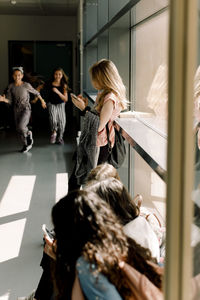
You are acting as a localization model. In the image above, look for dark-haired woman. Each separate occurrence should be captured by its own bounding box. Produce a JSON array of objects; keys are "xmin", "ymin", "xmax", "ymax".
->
[
  {"xmin": 46, "ymin": 67, "xmax": 69, "ymax": 145},
  {"xmin": 0, "ymin": 66, "xmax": 46, "ymax": 153},
  {"xmin": 51, "ymin": 190, "xmax": 162, "ymax": 300},
  {"xmin": 85, "ymin": 177, "xmax": 160, "ymax": 262}
]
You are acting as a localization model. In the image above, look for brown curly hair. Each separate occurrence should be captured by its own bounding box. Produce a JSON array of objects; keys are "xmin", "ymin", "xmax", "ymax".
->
[
  {"xmin": 52, "ymin": 190, "xmax": 162, "ymax": 299},
  {"xmin": 85, "ymin": 177, "xmax": 140, "ymax": 225}
]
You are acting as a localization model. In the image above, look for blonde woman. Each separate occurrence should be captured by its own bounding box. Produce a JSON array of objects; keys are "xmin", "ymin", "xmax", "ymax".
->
[{"xmin": 69, "ymin": 59, "xmax": 127, "ymax": 190}]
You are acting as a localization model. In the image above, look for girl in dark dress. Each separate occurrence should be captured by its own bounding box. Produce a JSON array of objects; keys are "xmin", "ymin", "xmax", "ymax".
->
[{"xmin": 46, "ymin": 67, "xmax": 69, "ymax": 145}]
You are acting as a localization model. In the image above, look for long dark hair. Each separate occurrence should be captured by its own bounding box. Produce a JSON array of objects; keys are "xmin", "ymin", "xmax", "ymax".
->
[
  {"xmin": 49, "ymin": 67, "xmax": 70, "ymax": 93},
  {"xmin": 52, "ymin": 190, "xmax": 162, "ymax": 299},
  {"xmin": 85, "ymin": 178, "xmax": 139, "ymax": 225}
]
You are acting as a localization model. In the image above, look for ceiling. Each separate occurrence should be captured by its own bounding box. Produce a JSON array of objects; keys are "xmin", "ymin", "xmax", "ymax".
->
[{"xmin": 0, "ymin": 0, "xmax": 80, "ymax": 16}]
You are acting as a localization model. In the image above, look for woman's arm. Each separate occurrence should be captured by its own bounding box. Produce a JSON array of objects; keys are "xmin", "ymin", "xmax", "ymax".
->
[
  {"xmin": 37, "ymin": 94, "xmax": 47, "ymax": 109},
  {"xmin": 26, "ymin": 83, "xmax": 47, "ymax": 108},
  {"xmin": 52, "ymin": 87, "xmax": 68, "ymax": 102},
  {"xmin": 71, "ymin": 274, "xmax": 85, "ymax": 300},
  {"xmin": 98, "ymin": 100, "xmax": 114, "ymax": 132}
]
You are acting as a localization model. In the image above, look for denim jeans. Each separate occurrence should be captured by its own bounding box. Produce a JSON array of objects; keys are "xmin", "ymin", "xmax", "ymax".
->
[{"xmin": 76, "ymin": 256, "xmax": 122, "ymax": 300}]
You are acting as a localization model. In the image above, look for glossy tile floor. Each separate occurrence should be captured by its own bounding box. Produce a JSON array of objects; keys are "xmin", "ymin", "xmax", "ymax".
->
[{"xmin": 0, "ymin": 128, "xmax": 76, "ymax": 300}]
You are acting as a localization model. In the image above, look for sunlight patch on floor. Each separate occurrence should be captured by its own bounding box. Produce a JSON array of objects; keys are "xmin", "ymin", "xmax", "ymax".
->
[
  {"xmin": 0, "ymin": 291, "xmax": 10, "ymax": 300},
  {"xmin": 56, "ymin": 173, "xmax": 68, "ymax": 203},
  {"xmin": 0, "ymin": 176, "xmax": 36, "ymax": 218},
  {"xmin": 0, "ymin": 219, "xmax": 26, "ymax": 263}
]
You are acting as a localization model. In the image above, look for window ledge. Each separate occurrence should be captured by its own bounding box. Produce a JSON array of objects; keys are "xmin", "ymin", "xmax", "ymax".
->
[{"xmin": 115, "ymin": 116, "xmax": 167, "ymax": 182}]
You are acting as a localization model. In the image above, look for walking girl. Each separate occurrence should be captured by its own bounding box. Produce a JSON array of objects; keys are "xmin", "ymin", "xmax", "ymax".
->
[
  {"xmin": 69, "ymin": 59, "xmax": 127, "ymax": 190},
  {"xmin": 0, "ymin": 66, "xmax": 46, "ymax": 153},
  {"xmin": 46, "ymin": 67, "xmax": 69, "ymax": 145}
]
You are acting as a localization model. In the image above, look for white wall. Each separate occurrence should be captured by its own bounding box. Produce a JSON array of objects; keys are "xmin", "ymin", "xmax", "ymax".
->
[{"xmin": 0, "ymin": 15, "xmax": 77, "ymax": 93}]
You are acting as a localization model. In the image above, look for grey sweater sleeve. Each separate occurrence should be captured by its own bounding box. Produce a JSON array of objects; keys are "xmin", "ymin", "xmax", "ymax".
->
[{"xmin": 25, "ymin": 83, "xmax": 40, "ymax": 97}]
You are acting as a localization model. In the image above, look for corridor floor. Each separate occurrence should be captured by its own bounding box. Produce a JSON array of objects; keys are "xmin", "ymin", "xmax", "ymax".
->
[{"xmin": 0, "ymin": 128, "xmax": 76, "ymax": 300}]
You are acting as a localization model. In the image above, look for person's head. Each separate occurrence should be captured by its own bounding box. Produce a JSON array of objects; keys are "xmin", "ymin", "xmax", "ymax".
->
[
  {"xmin": 87, "ymin": 163, "xmax": 120, "ymax": 182},
  {"xmin": 85, "ymin": 177, "xmax": 139, "ymax": 225},
  {"xmin": 51, "ymin": 189, "xmax": 128, "ymax": 297},
  {"xmin": 51, "ymin": 67, "xmax": 69, "ymax": 92},
  {"xmin": 12, "ymin": 66, "xmax": 24, "ymax": 83},
  {"xmin": 52, "ymin": 189, "xmax": 127, "ymax": 262},
  {"xmin": 89, "ymin": 59, "xmax": 127, "ymax": 110},
  {"xmin": 51, "ymin": 189, "xmax": 162, "ymax": 298}
]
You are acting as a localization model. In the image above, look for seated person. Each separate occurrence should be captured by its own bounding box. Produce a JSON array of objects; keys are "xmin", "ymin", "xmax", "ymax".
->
[
  {"xmin": 51, "ymin": 190, "xmax": 162, "ymax": 299},
  {"xmin": 85, "ymin": 177, "xmax": 160, "ymax": 262}
]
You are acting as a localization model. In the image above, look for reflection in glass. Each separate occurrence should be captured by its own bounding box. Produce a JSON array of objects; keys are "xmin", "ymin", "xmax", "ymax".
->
[
  {"xmin": 192, "ymin": 25, "xmax": 200, "ymax": 295},
  {"xmin": 131, "ymin": 9, "xmax": 169, "ymax": 134},
  {"xmin": 130, "ymin": 1, "xmax": 169, "ymax": 277}
]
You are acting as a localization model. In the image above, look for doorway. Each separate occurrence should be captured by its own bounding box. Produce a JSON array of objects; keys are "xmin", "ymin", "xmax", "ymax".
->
[{"xmin": 8, "ymin": 41, "xmax": 73, "ymax": 131}]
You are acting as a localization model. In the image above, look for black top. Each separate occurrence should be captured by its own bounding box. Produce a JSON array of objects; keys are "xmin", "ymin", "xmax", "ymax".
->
[{"xmin": 48, "ymin": 85, "xmax": 64, "ymax": 105}]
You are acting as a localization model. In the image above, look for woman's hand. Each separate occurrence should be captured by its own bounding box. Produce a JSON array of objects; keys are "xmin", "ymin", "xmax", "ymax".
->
[
  {"xmin": 0, "ymin": 95, "xmax": 7, "ymax": 103},
  {"xmin": 71, "ymin": 94, "xmax": 88, "ymax": 111},
  {"xmin": 44, "ymin": 235, "xmax": 56, "ymax": 260},
  {"xmin": 41, "ymin": 99, "xmax": 47, "ymax": 109}
]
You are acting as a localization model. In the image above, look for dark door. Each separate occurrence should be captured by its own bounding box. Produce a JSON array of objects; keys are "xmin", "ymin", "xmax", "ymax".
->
[
  {"xmin": 35, "ymin": 41, "xmax": 73, "ymax": 86},
  {"xmin": 8, "ymin": 40, "xmax": 73, "ymax": 131}
]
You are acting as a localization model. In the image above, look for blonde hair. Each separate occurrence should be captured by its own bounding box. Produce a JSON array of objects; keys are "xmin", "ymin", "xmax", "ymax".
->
[{"xmin": 89, "ymin": 59, "xmax": 127, "ymax": 111}]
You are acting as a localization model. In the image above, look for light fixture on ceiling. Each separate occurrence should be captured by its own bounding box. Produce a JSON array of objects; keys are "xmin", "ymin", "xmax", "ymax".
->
[{"xmin": 11, "ymin": 0, "xmax": 17, "ymax": 4}]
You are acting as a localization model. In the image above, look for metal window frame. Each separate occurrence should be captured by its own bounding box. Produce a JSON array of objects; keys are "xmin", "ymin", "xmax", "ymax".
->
[{"xmin": 84, "ymin": 0, "xmax": 140, "ymax": 47}]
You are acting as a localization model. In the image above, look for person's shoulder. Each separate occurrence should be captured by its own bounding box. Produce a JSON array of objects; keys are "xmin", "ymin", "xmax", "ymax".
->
[
  {"xmin": 8, "ymin": 83, "xmax": 14, "ymax": 88},
  {"xmin": 103, "ymin": 91, "xmax": 118, "ymax": 104},
  {"xmin": 123, "ymin": 216, "xmax": 152, "ymax": 234},
  {"xmin": 76, "ymin": 256, "xmax": 91, "ymax": 271},
  {"xmin": 23, "ymin": 82, "xmax": 32, "ymax": 87}
]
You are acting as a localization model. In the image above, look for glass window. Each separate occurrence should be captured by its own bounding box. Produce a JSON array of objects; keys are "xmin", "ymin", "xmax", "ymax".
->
[
  {"xmin": 97, "ymin": 30, "xmax": 108, "ymax": 60},
  {"xmin": 98, "ymin": 0, "xmax": 108, "ymax": 30},
  {"xmin": 84, "ymin": 0, "xmax": 98, "ymax": 43},
  {"xmin": 84, "ymin": 39, "xmax": 97, "ymax": 92},
  {"xmin": 109, "ymin": 0, "xmax": 130, "ymax": 20},
  {"xmin": 129, "ymin": 2, "xmax": 169, "ymax": 275},
  {"xmin": 109, "ymin": 12, "xmax": 130, "ymax": 96},
  {"xmin": 131, "ymin": 0, "xmax": 169, "ymax": 26},
  {"xmin": 131, "ymin": 9, "xmax": 169, "ymax": 135}
]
